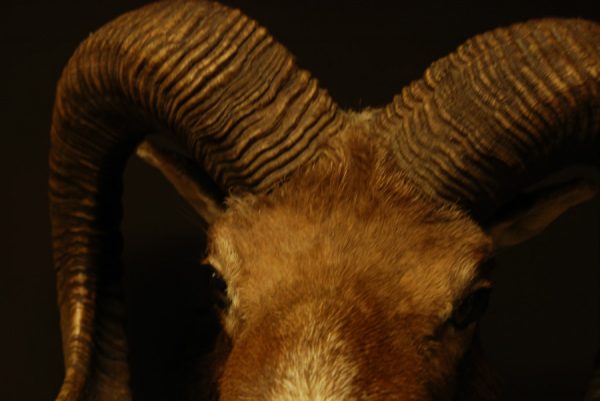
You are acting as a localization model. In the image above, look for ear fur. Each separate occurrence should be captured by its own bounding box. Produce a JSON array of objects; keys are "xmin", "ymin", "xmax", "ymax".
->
[
  {"xmin": 136, "ymin": 139, "xmax": 225, "ymax": 224},
  {"xmin": 486, "ymin": 180, "xmax": 598, "ymax": 248}
]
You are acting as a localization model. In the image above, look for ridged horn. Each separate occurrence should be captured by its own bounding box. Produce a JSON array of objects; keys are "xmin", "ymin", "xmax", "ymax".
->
[
  {"xmin": 375, "ymin": 18, "xmax": 600, "ymax": 221},
  {"xmin": 49, "ymin": 1, "xmax": 343, "ymax": 400}
]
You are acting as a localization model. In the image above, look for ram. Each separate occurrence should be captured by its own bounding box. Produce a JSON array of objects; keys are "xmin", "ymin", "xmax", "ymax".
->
[{"xmin": 49, "ymin": 0, "xmax": 600, "ymax": 400}]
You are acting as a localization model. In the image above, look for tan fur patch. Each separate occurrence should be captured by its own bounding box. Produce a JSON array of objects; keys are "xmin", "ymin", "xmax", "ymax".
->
[
  {"xmin": 269, "ymin": 308, "xmax": 358, "ymax": 401},
  {"xmin": 208, "ymin": 118, "xmax": 494, "ymax": 400}
]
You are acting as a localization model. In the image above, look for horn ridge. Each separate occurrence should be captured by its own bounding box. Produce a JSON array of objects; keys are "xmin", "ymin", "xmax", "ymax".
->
[
  {"xmin": 49, "ymin": 1, "xmax": 343, "ymax": 400},
  {"xmin": 376, "ymin": 18, "xmax": 600, "ymax": 220}
]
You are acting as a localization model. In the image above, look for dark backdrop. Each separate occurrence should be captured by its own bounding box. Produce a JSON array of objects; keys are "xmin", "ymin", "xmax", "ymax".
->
[{"xmin": 3, "ymin": 1, "xmax": 600, "ymax": 400}]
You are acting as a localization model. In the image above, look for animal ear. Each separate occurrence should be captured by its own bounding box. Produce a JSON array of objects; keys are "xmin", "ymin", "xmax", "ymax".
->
[
  {"xmin": 485, "ymin": 179, "xmax": 598, "ymax": 249},
  {"xmin": 136, "ymin": 139, "xmax": 225, "ymax": 224}
]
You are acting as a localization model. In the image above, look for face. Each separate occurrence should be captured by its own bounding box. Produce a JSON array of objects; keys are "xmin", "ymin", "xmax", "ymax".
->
[{"xmin": 203, "ymin": 144, "xmax": 494, "ymax": 401}]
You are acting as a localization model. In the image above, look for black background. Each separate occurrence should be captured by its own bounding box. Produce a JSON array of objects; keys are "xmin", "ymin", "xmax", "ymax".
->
[{"xmin": 3, "ymin": 1, "xmax": 600, "ymax": 400}]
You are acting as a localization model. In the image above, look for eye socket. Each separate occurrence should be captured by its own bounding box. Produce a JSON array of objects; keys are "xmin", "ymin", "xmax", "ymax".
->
[
  {"xmin": 201, "ymin": 263, "xmax": 230, "ymax": 310},
  {"xmin": 451, "ymin": 288, "xmax": 491, "ymax": 330}
]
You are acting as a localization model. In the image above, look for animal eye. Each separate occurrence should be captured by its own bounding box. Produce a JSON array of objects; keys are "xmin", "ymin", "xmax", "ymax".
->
[
  {"xmin": 201, "ymin": 263, "xmax": 230, "ymax": 310},
  {"xmin": 451, "ymin": 288, "xmax": 491, "ymax": 329}
]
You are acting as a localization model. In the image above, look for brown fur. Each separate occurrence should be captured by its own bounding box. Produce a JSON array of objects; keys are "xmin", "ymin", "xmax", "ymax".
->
[
  {"xmin": 49, "ymin": 5, "xmax": 599, "ymax": 400},
  {"xmin": 204, "ymin": 116, "xmax": 495, "ymax": 400}
]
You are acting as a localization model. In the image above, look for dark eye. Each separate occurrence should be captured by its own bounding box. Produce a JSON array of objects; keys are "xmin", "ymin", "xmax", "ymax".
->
[
  {"xmin": 201, "ymin": 263, "xmax": 230, "ymax": 310},
  {"xmin": 451, "ymin": 288, "xmax": 491, "ymax": 329}
]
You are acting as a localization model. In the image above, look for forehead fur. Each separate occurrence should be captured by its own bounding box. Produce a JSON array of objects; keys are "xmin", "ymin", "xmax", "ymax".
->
[{"xmin": 208, "ymin": 133, "xmax": 492, "ymax": 332}]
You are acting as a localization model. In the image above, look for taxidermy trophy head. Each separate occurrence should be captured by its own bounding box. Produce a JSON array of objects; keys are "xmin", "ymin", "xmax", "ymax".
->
[{"xmin": 49, "ymin": 1, "xmax": 600, "ymax": 400}]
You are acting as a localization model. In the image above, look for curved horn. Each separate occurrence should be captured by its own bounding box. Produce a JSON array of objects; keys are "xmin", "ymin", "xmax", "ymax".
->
[
  {"xmin": 49, "ymin": 1, "xmax": 343, "ymax": 400},
  {"xmin": 375, "ymin": 18, "xmax": 599, "ymax": 221}
]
